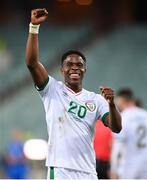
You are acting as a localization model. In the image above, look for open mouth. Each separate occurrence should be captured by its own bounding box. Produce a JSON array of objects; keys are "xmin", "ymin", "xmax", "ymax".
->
[{"xmin": 69, "ymin": 73, "xmax": 80, "ymax": 79}]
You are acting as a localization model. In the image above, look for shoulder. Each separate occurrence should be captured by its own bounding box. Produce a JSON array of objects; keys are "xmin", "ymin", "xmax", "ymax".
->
[
  {"xmin": 82, "ymin": 89, "xmax": 97, "ymax": 98},
  {"xmin": 83, "ymin": 89, "xmax": 108, "ymax": 105},
  {"xmin": 48, "ymin": 76, "xmax": 63, "ymax": 88},
  {"xmin": 121, "ymin": 107, "xmax": 144, "ymax": 126},
  {"xmin": 122, "ymin": 107, "xmax": 146, "ymax": 119},
  {"xmin": 36, "ymin": 76, "xmax": 63, "ymax": 96},
  {"xmin": 82, "ymin": 89, "xmax": 104, "ymax": 100}
]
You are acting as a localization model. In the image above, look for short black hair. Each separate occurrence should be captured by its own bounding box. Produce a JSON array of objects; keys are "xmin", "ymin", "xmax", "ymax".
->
[
  {"xmin": 116, "ymin": 88, "xmax": 135, "ymax": 101},
  {"xmin": 61, "ymin": 50, "xmax": 86, "ymax": 65}
]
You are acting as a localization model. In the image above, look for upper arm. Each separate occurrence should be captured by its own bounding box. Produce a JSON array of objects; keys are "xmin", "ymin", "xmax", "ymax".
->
[
  {"xmin": 26, "ymin": 33, "xmax": 48, "ymax": 88},
  {"xmin": 102, "ymin": 113, "xmax": 110, "ymax": 127},
  {"xmin": 27, "ymin": 62, "xmax": 49, "ymax": 88}
]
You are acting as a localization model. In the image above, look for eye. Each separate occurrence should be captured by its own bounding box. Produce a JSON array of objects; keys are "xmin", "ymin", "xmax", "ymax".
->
[
  {"xmin": 66, "ymin": 62, "xmax": 72, "ymax": 67},
  {"xmin": 63, "ymin": 62, "xmax": 72, "ymax": 67},
  {"xmin": 77, "ymin": 63, "xmax": 84, "ymax": 68}
]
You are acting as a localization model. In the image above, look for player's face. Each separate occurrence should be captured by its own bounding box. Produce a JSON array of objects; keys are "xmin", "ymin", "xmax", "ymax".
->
[{"xmin": 61, "ymin": 54, "xmax": 86, "ymax": 90}]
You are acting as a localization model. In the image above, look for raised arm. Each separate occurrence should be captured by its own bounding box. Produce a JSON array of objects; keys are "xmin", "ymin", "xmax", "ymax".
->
[
  {"xmin": 26, "ymin": 8, "xmax": 49, "ymax": 88},
  {"xmin": 100, "ymin": 87, "xmax": 122, "ymax": 133}
]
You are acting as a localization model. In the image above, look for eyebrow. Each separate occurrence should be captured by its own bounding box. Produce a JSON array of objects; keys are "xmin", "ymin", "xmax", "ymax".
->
[
  {"xmin": 63, "ymin": 60, "xmax": 85, "ymax": 66},
  {"xmin": 64, "ymin": 57, "xmax": 85, "ymax": 63}
]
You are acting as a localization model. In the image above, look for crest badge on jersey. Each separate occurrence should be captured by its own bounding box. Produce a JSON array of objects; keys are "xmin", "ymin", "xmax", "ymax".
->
[{"xmin": 85, "ymin": 102, "xmax": 96, "ymax": 112}]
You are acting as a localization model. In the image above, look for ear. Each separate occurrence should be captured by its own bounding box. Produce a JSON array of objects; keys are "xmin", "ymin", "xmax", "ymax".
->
[{"xmin": 83, "ymin": 67, "xmax": 86, "ymax": 74}]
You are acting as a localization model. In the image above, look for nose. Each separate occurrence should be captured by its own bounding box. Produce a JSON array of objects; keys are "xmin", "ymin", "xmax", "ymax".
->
[{"xmin": 71, "ymin": 64, "xmax": 78, "ymax": 70}]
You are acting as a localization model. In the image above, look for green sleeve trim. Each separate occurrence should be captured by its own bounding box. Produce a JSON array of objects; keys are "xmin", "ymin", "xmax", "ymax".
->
[
  {"xmin": 101, "ymin": 112, "xmax": 109, "ymax": 123},
  {"xmin": 50, "ymin": 167, "xmax": 54, "ymax": 180},
  {"xmin": 36, "ymin": 76, "xmax": 49, "ymax": 91}
]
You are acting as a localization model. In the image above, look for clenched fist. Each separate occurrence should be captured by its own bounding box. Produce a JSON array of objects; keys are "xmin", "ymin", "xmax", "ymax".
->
[
  {"xmin": 100, "ymin": 87, "xmax": 114, "ymax": 104},
  {"xmin": 31, "ymin": 8, "xmax": 48, "ymax": 25}
]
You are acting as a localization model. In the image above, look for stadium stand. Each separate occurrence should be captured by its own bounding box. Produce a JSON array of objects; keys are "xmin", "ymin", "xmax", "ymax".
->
[
  {"xmin": 83, "ymin": 25, "xmax": 147, "ymax": 106},
  {"xmin": 0, "ymin": 23, "xmax": 92, "ymax": 95}
]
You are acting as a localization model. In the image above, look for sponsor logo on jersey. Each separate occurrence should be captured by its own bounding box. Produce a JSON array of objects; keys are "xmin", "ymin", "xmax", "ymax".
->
[
  {"xmin": 63, "ymin": 91, "xmax": 68, "ymax": 97},
  {"xmin": 85, "ymin": 102, "xmax": 96, "ymax": 112}
]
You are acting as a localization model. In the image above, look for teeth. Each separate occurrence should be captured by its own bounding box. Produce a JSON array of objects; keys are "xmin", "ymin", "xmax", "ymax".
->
[{"xmin": 70, "ymin": 74, "xmax": 79, "ymax": 78}]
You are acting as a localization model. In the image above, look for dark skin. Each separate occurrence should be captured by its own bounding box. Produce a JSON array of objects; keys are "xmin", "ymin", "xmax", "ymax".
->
[
  {"xmin": 60, "ymin": 54, "xmax": 86, "ymax": 93},
  {"xmin": 26, "ymin": 8, "xmax": 122, "ymax": 133}
]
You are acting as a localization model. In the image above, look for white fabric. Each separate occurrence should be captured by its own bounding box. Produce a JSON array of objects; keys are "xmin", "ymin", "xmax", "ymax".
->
[
  {"xmin": 38, "ymin": 76, "xmax": 109, "ymax": 174},
  {"xmin": 29, "ymin": 23, "xmax": 40, "ymax": 34},
  {"xmin": 112, "ymin": 107, "xmax": 147, "ymax": 179},
  {"xmin": 47, "ymin": 167, "xmax": 98, "ymax": 180}
]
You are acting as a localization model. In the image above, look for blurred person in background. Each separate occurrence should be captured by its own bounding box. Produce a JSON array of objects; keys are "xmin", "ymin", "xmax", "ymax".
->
[
  {"xmin": 3, "ymin": 130, "xmax": 28, "ymax": 179},
  {"xmin": 25, "ymin": 8, "xmax": 121, "ymax": 180},
  {"xmin": 110, "ymin": 88, "xmax": 147, "ymax": 179},
  {"xmin": 94, "ymin": 120, "xmax": 113, "ymax": 179}
]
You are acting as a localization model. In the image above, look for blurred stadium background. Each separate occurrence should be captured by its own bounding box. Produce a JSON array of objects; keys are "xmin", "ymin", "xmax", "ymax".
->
[{"xmin": 0, "ymin": 0, "xmax": 147, "ymax": 178}]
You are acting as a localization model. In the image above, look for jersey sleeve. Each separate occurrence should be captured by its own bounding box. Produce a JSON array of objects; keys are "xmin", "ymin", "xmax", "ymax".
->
[
  {"xmin": 96, "ymin": 94, "xmax": 109, "ymax": 123},
  {"xmin": 35, "ymin": 75, "xmax": 57, "ymax": 99}
]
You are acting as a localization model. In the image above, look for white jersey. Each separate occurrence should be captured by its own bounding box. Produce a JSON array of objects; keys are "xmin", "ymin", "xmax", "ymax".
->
[
  {"xmin": 112, "ymin": 107, "xmax": 147, "ymax": 179},
  {"xmin": 37, "ymin": 76, "xmax": 109, "ymax": 174}
]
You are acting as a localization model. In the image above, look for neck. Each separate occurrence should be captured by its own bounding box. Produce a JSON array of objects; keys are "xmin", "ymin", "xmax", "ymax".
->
[{"xmin": 65, "ymin": 82, "xmax": 82, "ymax": 93}]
